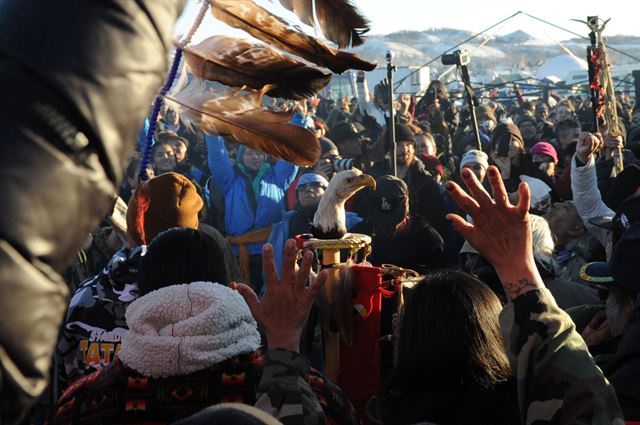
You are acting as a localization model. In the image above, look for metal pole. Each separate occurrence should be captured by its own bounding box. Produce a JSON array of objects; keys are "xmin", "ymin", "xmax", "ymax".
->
[
  {"xmin": 633, "ymin": 70, "xmax": 640, "ymax": 106},
  {"xmin": 459, "ymin": 64, "xmax": 482, "ymax": 150},
  {"xmin": 387, "ymin": 50, "xmax": 397, "ymax": 176}
]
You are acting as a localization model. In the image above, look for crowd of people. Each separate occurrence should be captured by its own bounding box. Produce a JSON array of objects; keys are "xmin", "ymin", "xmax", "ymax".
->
[
  {"xmin": 43, "ymin": 69, "xmax": 640, "ymax": 425},
  {"xmin": 1, "ymin": 2, "xmax": 640, "ymax": 425}
]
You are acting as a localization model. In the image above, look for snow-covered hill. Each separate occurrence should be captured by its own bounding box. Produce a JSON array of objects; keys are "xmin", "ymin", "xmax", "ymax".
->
[{"xmin": 350, "ymin": 28, "xmax": 640, "ymax": 74}]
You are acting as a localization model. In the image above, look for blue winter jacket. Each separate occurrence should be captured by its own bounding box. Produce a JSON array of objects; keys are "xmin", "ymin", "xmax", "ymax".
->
[
  {"xmin": 206, "ymin": 135, "xmax": 298, "ymax": 255},
  {"xmin": 267, "ymin": 210, "xmax": 363, "ymax": 278}
]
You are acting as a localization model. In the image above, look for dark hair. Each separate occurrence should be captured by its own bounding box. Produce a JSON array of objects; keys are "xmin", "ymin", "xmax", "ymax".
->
[
  {"xmin": 539, "ymin": 121, "xmax": 555, "ymax": 140},
  {"xmin": 392, "ymin": 270, "xmax": 511, "ymax": 392},
  {"xmin": 564, "ymin": 141, "xmax": 578, "ymax": 158},
  {"xmin": 554, "ymin": 119, "xmax": 580, "ymax": 137},
  {"xmin": 520, "ymin": 100, "xmax": 534, "ymax": 113},
  {"xmin": 426, "ymin": 79, "xmax": 449, "ymax": 102},
  {"xmin": 139, "ymin": 228, "xmax": 231, "ymax": 295},
  {"xmin": 150, "ymin": 139, "xmax": 176, "ymax": 158}
]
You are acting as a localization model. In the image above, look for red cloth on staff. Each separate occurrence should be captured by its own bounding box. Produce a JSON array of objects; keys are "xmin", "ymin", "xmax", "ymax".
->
[{"xmin": 338, "ymin": 265, "xmax": 383, "ymax": 422}]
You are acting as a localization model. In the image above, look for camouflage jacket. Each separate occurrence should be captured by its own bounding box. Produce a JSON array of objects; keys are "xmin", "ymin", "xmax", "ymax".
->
[
  {"xmin": 256, "ymin": 349, "xmax": 360, "ymax": 425},
  {"xmin": 57, "ymin": 246, "xmax": 145, "ymax": 388},
  {"xmin": 500, "ymin": 288, "xmax": 624, "ymax": 424}
]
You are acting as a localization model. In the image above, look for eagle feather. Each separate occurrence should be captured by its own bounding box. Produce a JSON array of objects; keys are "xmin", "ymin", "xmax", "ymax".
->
[
  {"xmin": 168, "ymin": 84, "xmax": 320, "ymax": 166},
  {"xmin": 182, "ymin": 35, "xmax": 331, "ymax": 100},
  {"xmin": 278, "ymin": 0, "xmax": 370, "ymax": 48},
  {"xmin": 209, "ymin": 0, "xmax": 376, "ymax": 74}
]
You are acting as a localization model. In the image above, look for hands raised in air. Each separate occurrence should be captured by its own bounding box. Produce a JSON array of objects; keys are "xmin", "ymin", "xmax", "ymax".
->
[
  {"xmin": 446, "ymin": 166, "xmax": 544, "ymax": 300},
  {"xmin": 234, "ymin": 239, "xmax": 326, "ymax": 352}
]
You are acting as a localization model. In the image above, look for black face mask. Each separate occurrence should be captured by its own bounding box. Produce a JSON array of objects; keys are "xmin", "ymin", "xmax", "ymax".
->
[
  {"xmin": 495, "ymin": 132, "xmax": 512, "ymax": 157},
  {"xmin": 525, "ymin": 157, "xmax": 555, "ymax": 185}
]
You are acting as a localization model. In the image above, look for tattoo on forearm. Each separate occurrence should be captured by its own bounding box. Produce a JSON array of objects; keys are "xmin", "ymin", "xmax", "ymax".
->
[{"xmin": 502, "ymin": 279, "xmax": 539, "ymax": 300}]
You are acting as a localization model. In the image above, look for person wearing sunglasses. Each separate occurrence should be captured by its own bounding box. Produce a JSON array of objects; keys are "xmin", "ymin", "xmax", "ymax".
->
[{"xmin": 268, "ymin": 172, "xmax": 362, "ymax": 277}]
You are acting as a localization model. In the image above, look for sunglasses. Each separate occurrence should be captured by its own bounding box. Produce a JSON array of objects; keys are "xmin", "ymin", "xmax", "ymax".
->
[
  {"xmin": 464, "ymin": 163, "xmax": 485, "ymax": 171},
  {"xmin": 297, "ymin": 182, "xmax": 325, "ymax": 191}
]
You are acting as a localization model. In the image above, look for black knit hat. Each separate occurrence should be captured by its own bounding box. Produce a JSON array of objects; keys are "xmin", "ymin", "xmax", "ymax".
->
[
  {"xmin": 394, "ymin": 123, "xmax": 416, "ymax": 144},
  {"xmin": 590, "ymin": 192, "xmax": 640, "ymax": 244},
  {"xmin": 327, "ymin": 121, "xmax": 365, "ymax": 145},
  {"xmin": 610, "ymin": 222, "xmax": 640, "ymax": 294},
  {"xmin": 319, "ymin": 137, "xmax": 338, "ymax": 156},
  {"xmin": 605, "ymin": 164, "xmax": 640, "ymax": 210}
]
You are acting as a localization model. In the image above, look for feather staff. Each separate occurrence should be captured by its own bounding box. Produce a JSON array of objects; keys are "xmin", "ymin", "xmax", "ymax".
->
[
  {"xmin": 183, "ymin": 35, "xmax": 332, "ymax": 100},
  {"xmin": 582, "ymin": 16, "xmax": 624, "ymax": 176},
  {"xmin": 208, "ymin": 0, "xmax": 376, "ymax": 74},
  {"xmin": 278, "ymin": 0, "xmax": 370, "ymax": 48},
  {"xmin": 168, "ymin": 85, "xmax": 320, "ymax": 166}
]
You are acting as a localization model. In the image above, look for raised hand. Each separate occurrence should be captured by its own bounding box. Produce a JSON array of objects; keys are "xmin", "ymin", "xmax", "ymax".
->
[
  {"xmin": 576, "ymin": 131, "xmax": 603, "ymax": 163},
  {"xmin": 314, "ymin": 158, "xmax": 334, "ymax": 177},
  {"xmin": 602, "ymin": 134, "xmax": 624, "ymax": 160},
  {"xmin": 399, "ymin": 93, "xmax": 411, "ymax": 112},
  {"xmin": 427, "ymin": 101, "xmax": 442, "ymax": 120},
  {"xmin": 445, "ymin": 166, "xmax": 543, "ymax": 300},
  {"xmin": 233, "ymin": 239, "xmax": 327, "ymax": 352}
]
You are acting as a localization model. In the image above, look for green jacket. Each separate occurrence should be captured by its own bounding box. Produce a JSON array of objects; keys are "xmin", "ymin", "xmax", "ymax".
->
[{"xmin": 500, "ymin": 288, "xmax": 624, "ymax": 425}]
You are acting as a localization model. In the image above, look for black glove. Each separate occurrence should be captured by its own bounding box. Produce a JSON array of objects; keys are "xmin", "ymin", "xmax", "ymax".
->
[{"xmin": 374, "ymin": 79, "xmax": 391, "ymax": 106}]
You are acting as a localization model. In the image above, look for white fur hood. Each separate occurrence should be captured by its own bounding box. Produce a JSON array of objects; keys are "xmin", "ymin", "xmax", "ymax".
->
[{"xmin": 118, "ymin": 281, "xmax": 261, "ymax": 378}]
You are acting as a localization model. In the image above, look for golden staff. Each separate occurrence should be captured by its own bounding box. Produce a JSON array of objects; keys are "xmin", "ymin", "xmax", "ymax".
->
[{"xmin": 580, "ymin": 16, "xmax": 624, "ymax": 176}]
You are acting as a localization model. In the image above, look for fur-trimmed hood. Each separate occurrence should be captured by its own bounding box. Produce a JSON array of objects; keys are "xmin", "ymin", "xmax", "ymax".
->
[{"xmin": 118, "ymin": 281, "xmax": 260, "ymax": 378}]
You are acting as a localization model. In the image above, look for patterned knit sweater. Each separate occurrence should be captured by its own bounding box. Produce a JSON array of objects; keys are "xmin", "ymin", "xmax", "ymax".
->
[{"xmin": 47, "ymin": 351, "xmax": 359, "ymax": 425}]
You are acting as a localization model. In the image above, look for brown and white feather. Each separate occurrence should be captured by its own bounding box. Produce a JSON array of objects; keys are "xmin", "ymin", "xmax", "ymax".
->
[
  {"xmin": 208, "ymin": 0, "xmax": 376, "ymax": 74},
  {"xmin": 167, "ymin": 84, "xmax": 320, "ymax": 166},
  {"xmin": 183, "ymin": 35, "xmax": 331, "ymax": 100},
  {"xmin": 278, "ymin": 0, "xmax": 370, "ymax": 48}
]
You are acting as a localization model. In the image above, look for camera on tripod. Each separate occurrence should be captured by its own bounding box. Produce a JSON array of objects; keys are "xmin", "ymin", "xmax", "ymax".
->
[{"xmin": 441, "ymin": 49, "xmax": 471, "ymax": 67}]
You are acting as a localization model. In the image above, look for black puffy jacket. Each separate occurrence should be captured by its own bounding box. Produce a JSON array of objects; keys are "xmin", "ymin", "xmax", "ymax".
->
[{"xmin": 0, "ymin": 1, "xmax": 184, "ymax": 422}]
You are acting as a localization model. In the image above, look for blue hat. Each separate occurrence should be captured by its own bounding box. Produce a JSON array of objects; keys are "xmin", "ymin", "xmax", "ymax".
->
[
  {"xmin": 580, "ymin": 262, "xmax": 615, "ymax": 285},
  {"xmin": 463, "ymin": 131, "xmax": 491, "ymax": 149}
]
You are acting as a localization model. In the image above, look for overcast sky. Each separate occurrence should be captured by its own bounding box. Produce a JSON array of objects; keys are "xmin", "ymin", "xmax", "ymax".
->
[{"xmin": 175, "ymin": 0, "xmax": 640, "ymax": 44}]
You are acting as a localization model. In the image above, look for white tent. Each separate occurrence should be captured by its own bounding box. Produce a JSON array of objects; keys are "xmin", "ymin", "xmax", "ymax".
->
[{"xmin": 535, "ymin": 54, "xmax": 588, "ymax": 81}]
